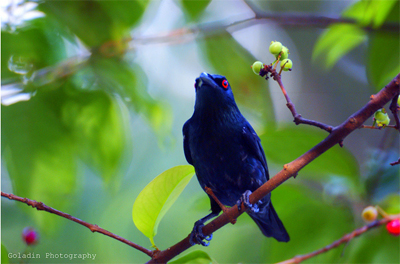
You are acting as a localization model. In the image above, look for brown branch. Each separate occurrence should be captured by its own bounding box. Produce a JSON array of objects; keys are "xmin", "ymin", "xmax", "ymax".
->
[
  {"xmin": 146, "ymin": 73, "xmax": 400, "ymax": 263},
  {"xmin": 276, "ymin": 215, "xmax": 400, "ymax": 264},
  {"xmin": 389, "ymin": 93, "xmax": 400, "ymax": 131},
  {"xmin": 130, "ymin": 11, "xmax": 399, "ymax": 47},
  {"xmin": 1, "ymin": 191, "xmax": 154, "ymax": 257},
  {"xmin": 243, "ymin": 0, "xmax": 399, "ymax": 32},
  {"xmin": 390, "ymin": 157, "xmax": 400, "ymax": 166}
]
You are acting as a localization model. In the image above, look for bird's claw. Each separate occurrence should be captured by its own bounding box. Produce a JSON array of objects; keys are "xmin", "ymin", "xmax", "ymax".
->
[
  {"xmin": 189, "ymin": 220, "xmax": 213, "ymax": 246},
  {"xmin": 237, "ymin": 190, "xmax": 259, "ymax": 213}
]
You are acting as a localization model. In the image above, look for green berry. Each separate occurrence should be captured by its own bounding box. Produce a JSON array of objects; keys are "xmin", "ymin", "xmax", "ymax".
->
[
  {"xmin": 377, "ymin": 117, "xmax": 390, "ymax": 127},
  {"xmin": 361, "ymin": 206, "xmax": 378, "ymax": 222},
  {"xmin": 269, "ymin": 41, "xmax": 282, "ymax": 55},
  {"xmin": 397, "ymin": 96, "xmax": 399, "ymax": 106},
  {"xmin": 277, "ymin": 46, "xmax": 289, "ymax": 61},
  {"xmin": 374, "ymin": 109, "xmax": 388, "ymax": 122},
  {"xmin": 252, "ymin": 61, "xmax": 264, "ymax": 75},
  {"xmin": 280, "ymin": 59, "xmax": 293, "ymax": 71}
]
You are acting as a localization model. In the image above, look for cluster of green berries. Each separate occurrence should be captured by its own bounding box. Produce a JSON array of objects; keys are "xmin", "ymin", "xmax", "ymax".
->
[
  {"xmin": 251, "ymin": 41, "xmax": 293, "ymax": 75},
  {"xmin": 269, "ymin": 41, "xmax": 292, "ymax": 71},
  {"xmin": 373, "ymin": 108, "xmax": 390, "ymax": 127},
  {"xmin": 361, "ymin": 206, "xmax": 400, "ymax": 236}
]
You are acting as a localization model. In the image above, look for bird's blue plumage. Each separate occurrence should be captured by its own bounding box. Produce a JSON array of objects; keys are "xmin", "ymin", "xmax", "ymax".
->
[{"xmin": 183, "ymin": 72, "xmax": 289, "ymax": 243}]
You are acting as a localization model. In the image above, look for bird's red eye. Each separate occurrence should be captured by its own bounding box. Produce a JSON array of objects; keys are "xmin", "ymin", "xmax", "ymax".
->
[{"xmin": 222, "ymin": 80, "xmax": 229, "ymax": 89}]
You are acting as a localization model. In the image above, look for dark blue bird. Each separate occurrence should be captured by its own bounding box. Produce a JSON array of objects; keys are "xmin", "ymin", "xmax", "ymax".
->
[{"xmin": 183, "ymin": 72, "xmax": 289, "ymax": 246}]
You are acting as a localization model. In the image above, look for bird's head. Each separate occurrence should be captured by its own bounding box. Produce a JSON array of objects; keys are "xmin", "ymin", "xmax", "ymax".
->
[{"xmin": 194, "ymin": 72, "xmax": 237, "ymax": 112}]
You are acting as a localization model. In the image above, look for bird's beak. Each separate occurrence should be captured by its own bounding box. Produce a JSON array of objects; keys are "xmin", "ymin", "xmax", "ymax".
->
[{"xmin": 195, "ymin": 72, "xmax": 214, "ymax": 90}]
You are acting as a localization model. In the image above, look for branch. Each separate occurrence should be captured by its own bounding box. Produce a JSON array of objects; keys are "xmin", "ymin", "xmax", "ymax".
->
[
  {"xmin": 147, "ymin": 73, "xmax": 400, "ymax": 263},
  {"xmin": 276, "ymin": 215, "xmax": 400, "ymax": 264},
  {"xmin": 260, "ymin": 65, "xmax": 334, "ymax": 134},
  {"xmin": 389, "ymin": 93, "xmax": 400, "ymax": 131},
  {"xmin": 390, "ymin": 157, "xmax": 400, "ymax": 166},
  {"xmin": 0, "ymin": 191, "xmax": 153, "ymax": 258},
  {"xmin": 243, "ymin": 0, "xmax": 399, "ymax": 32}
]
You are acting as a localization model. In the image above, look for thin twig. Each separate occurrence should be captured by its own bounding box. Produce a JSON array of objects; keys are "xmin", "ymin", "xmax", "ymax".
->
[
  {"xmin": 146, "ymin": 73, "xmax": 400, "ymax": 264},
  {"xmin": 260, "ymin": 65, "xmax": 334, "ymax": 134},
  {"xmin": 1, "ymin": 191, "xmax": 153, "ymax": 257},
  {"xmin": 276, "ymin": 215, "xmax": 400, "ymax": 264},
  {"xmin": 361, "ymin": 125, "xmax": 398, "ymax": 129},
  {"xmin": 390, "ymin": 157, "xmax": 400, "ymax": 166}
]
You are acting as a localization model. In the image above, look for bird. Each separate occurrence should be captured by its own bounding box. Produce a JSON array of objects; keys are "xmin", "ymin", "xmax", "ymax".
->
[{"xmin": 183, "ymin": 72, "xmax": 290, "ymax": 246}]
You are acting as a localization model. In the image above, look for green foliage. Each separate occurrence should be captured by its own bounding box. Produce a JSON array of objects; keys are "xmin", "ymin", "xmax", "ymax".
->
[
  {"xmin": 2, "ymin": 93, "xmax": 78, "ymax": 233},
  {"xmin": 313, "ymin": 0, "xmax": 399, "ymax": 90},
  {"xmin": 132, "ymin": 165, "xmax": 195, "ymax": 246},
  {"xmin": 1, "ymin": 244, "xmax": 9, "ymax": 264},
  {"xmin": 179, "ymin": 0, "xmax": 212, "ymax": 20},
  {"xmin": 38, "ymin": 0, "xmax": 149, "ymax": 47},
  {"xmin": 343, "ymin": 0, "xmax": 398, "ymax": 28},
  {"xmin": 313, "ymin": 24, "xmax": 366, "ymax": 69},
  {"xmin": 199, "ymin": 33, "xmax": 275, "ymax": 124},
  {"xmin": 261, "ymin": 125, "xmax": 360, "ymax": 184},
  {"xmin": 61, "ymin": 87, "xmax": 129, "ymax": 187},
  {"xmin": 264, "ymin": 184, "xmax": 354, "ymax": 263},
  {"xmin": 170, "ymin": 250, "xmax": 218, "ymax": 264},
  {"xmin": 89, "ymin": 56, "xmax": 172, "ymax": 137}
]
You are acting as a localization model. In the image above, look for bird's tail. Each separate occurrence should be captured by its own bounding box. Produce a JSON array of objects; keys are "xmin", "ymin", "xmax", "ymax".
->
[{"xmin": 249, "ymin": 203, "xmax": 290, "ymax": 242}]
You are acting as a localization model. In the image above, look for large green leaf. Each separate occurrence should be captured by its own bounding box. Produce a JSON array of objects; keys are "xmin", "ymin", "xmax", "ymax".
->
[
  {"xmin": 343, "ymin": 0, "xmax": 398, "ymax": 28},
  {"xmin": 39, "ymin": 0, "xmax": 149, "ymax": 47},
  {"xmin": 367, "ymin": 1, "xmax": 399, "ymax": 90},
  {"xmin": 2, "ymin": 94, "xmax": 77, "ymax": 233},
  {"xmin": 1, "ymin": 17, "xmax": 67, "ymax": 81},
  {"xmin": 90, "ymin": 57, "xmax": 172, "ymax": 137},
  {"xmin": 61, "ymin": 87, "xmax": 129, "ymax": 189},
  {"xmin": 198, "ymin": 33, "xmax": 275, "ymax": 126},
  {"xmin": 260, "ymin": 125, "xmax": 359, "ymax": 183},
  {"xmin": 170, "ymin": 250, "xmax": 218, "ymax": 264},
  {"xmin": 132, "ymin": 165, "xmax": 195, "ymax": 246},
  {"xmin": 312, "ymin": 24, "xmax": 366, "ymax": 69}
]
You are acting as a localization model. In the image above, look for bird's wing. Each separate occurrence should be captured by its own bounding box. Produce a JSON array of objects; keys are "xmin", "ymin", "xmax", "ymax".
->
[
  {"xmin": 182, "ymin": 120, "xmax": 193, "ymax": 165},
  {"xmin": 242, "ymin": 123, "xmax": 269, "ymax": 181}
]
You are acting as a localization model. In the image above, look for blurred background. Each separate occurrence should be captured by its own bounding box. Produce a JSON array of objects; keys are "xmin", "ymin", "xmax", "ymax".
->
[{"xmin": 1, "ymin": 0, "xmax": 399, "ymax": 263}]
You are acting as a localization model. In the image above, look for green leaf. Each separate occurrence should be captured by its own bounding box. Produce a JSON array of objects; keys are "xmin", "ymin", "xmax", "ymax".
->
[
  {"xmin": 367, "ymin": 15, "xmax": 399, "ymax": 89},
  {"xmin": 199, "ymin": 33, "xmax": 275, "ymax": 125},
  {"xmin": 179, "ymin": 0, "xmax": 211, "ymax": 20},
  {"xmin": 132, "ymin": 165, "xmax": 195, "ymax": 246},
  {"xmin": 61, "ymin": 87, "xmax": 129, "ymax": 188},
  {"xmin": 260, "ymin": 125, "xmax": 360, "ymax": 183},
  {"xmin": 39, "ymin": 0, "xmax": 149, "ymax": 47},
  {"xmin": 2, "ymin": 93, "xmax": 77, "ymax": 234},
  {"xmin": 380, "ymin": 194, "xmax": 400, "ymax": 215},
  {"xmin": 96, "ymin": 0, "xmax": 149, "ymax": 31},
  {"xmin": 89, "ymin": 57, "xmax": 172, "ymax": 138},
  {"xmin": 312, "ymin": 24, "xmax": 366, "ymax": 69},
  {"xmin": 1, "ymin": 244, "xmax": 9, "ymax": 264},
  {"xmin": 170, "ymin": 250, "xmax": 218, "ymax": 264},
  {"xmin": 343, "ymin": 0, "xmax": 398, "ymax": 28},
  {"xmin": 1, "ymin": 17, "xmax": 67, "ymax": 80}
]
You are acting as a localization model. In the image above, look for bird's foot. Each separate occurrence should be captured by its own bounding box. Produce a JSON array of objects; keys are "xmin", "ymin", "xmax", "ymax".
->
[
  {"xmin": 189, "ymin": 220, "xmax": 213, "ymax": 246},
  {"xmin": 237, "ymin": 190, "xmax": 259, "ymax": 213}
]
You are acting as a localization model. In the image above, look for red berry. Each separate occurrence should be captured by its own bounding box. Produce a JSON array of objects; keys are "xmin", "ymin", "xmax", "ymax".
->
[
  {"xmin": 386, "ymin": 219, "xmax": 400, "ymax": 236},
  {"xmin": 22, "ymin": 227, "xmax": 39, "ymax": 245}
]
